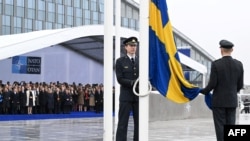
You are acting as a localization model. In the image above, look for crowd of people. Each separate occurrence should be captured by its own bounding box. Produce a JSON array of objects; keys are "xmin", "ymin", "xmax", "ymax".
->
[{"xmin": 0, "ymin": 80, "xmax": 109, "ymax": 115}]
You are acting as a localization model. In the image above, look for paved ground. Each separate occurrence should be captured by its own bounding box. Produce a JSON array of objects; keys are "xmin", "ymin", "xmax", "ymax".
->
[
  {"xmin": 0, "ymin": 117, "xmax": 218, "ymax": 141},
  {"xmin": 1, "ymin": 114, "xmax": 250, "ymax": 141}
]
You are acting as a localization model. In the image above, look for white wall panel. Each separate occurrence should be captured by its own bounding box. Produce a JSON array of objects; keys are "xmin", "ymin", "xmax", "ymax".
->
[{"xmin": 0, "ymin": 45, "xmax": 105, "ymax": 85}]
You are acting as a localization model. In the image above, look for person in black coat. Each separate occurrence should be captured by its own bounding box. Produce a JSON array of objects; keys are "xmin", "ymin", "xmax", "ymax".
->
[
  {"xmin": 0, "ymin": 85, "xmax": 4, "ymax": 114},
  {"xmin": 39, "ymin": 86, "xmax": 47, "ymax": 114},
  {"xmin": 54, "ymin": 86, "xmax": 63, "ymax": 114},
  {"xmin": 115, "ymin": 37, "xmax": 139, "ymax": 141},
  {"xmin": 63, "ymin": 88, "xmax": 72, "ymax": 114},
  {"xmin": 10, "ymin": 86, "xmax": 20, "ymax": 114},
  {"xmin": 200, "ymin": 39, "xmax": 244, "ymax": 141},
  {"xmin": 2, "ymin": 86, "xmax": 11, "ymax": 114},
  {"xmin": 46, "ymin": 87, "xmax": 54, "ymax": 114},
  {"xmin": 94, "ymin": 86, "xmax": 103, "ymax": 113},
  {"xmin": 19, "ymin": 85, "xmax": 27, "ymax": 114}
]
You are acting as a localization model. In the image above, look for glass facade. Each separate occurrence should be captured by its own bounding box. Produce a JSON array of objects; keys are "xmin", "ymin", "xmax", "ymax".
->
[
  {"xmin": 1, "ymin": 0, "xmax": 123, "ymax": 34},
  {"xmin": 0, "ymin": 0, "xmax": 139, "ymax": 33},
  {"xmin": 0, "ymin": 0, "xmax": 213, "ymax": 86}
]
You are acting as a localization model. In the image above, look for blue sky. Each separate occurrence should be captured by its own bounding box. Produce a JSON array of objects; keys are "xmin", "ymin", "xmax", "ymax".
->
[{"xmin": 134, "ymin": 0, "xmax": 250, "ymax": 84}]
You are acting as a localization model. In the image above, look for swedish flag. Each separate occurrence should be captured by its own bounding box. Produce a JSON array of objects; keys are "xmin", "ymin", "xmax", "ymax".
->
[{"xmin": 149, "ymin": 0, "xmax": 211, "ymax": 107}]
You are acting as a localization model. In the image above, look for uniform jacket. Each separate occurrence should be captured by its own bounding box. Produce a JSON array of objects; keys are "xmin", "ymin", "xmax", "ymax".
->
[
  {"xmin": 115, "ymin": 55, "xmax": 139, "ymax": 102},
  {"xmin": 202, "ymin": 56, "xmax": 244, "ymax": 107}
]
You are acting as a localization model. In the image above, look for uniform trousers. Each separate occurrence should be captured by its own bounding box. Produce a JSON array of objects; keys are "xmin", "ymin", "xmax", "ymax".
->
[
  {"xmin": 116, "ymin": 101, "xmax": 139, "ymax": 141},
  {"xmin": 212, "ymin": 107, "xmax": 236, "ymax": 141}
]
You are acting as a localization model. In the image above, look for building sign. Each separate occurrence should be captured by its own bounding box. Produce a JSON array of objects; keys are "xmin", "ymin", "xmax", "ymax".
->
[
  {"xmin": 178, "ymin": 48, "xmax": 190, "ymax": 57},
  {"xmin": 12, "ymin": 56, "xmax": 41, "ymax": 74}
]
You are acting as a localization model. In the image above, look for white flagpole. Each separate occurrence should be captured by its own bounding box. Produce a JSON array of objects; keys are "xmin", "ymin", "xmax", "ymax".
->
[
  {"xmin": 139, "ymin": 0, "xmax": 149, "ymax": 141},
  {"xmin": 114, "ymin": 0, "xmax": 121, "ymax": 141},
  {"xmin": 104, "ymin": 0, "xmax": 113, "ymax": 140}
]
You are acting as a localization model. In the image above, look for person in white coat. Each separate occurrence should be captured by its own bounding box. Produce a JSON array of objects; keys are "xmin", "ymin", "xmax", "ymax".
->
[{"xmin": 26, "ymin": 84, "xmax": 35, "ymax": 114}]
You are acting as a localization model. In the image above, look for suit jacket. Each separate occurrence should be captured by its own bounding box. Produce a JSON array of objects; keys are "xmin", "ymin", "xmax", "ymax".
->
[
  {"xmin": 95, "ymin": 90, "xmax": 103, "ymax": 103},
  {"xmin": 202, "ymin": 56, "xmax": 244, "ymax": 107},
  {"xmin": 11, "ymin": 91, "xmax": 20, "ymax": 105},
  {"xmin": 115, "ymin": 55, "xmax": 139, "ymax": 102}
]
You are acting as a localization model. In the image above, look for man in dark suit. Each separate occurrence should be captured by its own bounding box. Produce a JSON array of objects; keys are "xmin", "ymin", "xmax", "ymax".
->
[
  {"xmin": 115, "ymin": 36, "xmax": 139, "ymax": 141},
  {"xmin": 95, "ymin": 85, "xmax": 103, "ymax": 113},
  {"xmin": 11, "ymin": 87, "xmax": 20, "ymax": 114},
  {"xmin": 200, "ymin": 39, "xmax": 244, "ymax": 141}
]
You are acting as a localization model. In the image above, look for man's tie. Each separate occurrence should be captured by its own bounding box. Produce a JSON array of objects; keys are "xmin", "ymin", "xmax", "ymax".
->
[{"xmin": 131, "ymin": 58, "xmax": 135, "ymax": 64}]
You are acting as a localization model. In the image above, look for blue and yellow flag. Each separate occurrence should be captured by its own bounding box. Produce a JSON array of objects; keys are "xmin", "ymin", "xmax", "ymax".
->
[{"xmin": 149, "ymin": 0, "xmax": 211, "ymax": 108}]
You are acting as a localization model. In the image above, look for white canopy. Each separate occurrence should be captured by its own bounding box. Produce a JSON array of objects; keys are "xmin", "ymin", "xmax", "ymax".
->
[{"xmin": 0, "ymin": 25, "xmax": 206, "ymax": 74}]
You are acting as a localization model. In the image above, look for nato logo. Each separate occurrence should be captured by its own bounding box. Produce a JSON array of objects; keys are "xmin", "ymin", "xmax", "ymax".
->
[
  {"xmin": 12, "ymin": 56, "xmax": 27, "ymax": 73},
  {"xmin": 12, "ymin": 56, "xmax": 41, "ymax": 74}
]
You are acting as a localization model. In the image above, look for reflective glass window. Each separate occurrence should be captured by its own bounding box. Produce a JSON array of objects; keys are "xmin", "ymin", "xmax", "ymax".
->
[
  {"xmin": 126, "ymin": 6, "xmax": 132, "ymax": 18},
  {"xmin": 38, "ymin": 0, "xmax": 45, "ymax": 10},
  {"xmin": 90, "ymin": 0, "xmax": 96, "ymax": 11},
  {"xmin": 27, "ymin": 0, "xmax": 35, "ymax": 8},
  {"xmin": 57, "ymin": 4, "xmax": 64, "ymax": 14},
  {"xmin": 76, "ymin": 8, "xmax": 82, "ymax": 17},
  {"xmin": 122, "ymin": 17, "xmax": 128, "ymax": 27},
  {"xmin": 5, "ymin": 0, "xmax": 13, "ymax": 4},
  {"xmin": 2, "ymin": 15, "xmax": 12, "ymax": 34},
  {"xmin": 57, "ymin": 14, "xmax": 64, "ymax": 24},
  {"xmin": 55, "ymin": 0, "xmax": 63, "ymax": 4},
  {"xmin": 35, "ymin": 20, "xmax": 43, "ymax": 30},
  {"xmin": 45, "ymin": 22, "xmax": 53, "ymax": 29},
  {"xmin": 75, "ymin": 18, "xmax": 82, "ymax": 26},
  {"xmin": 84, "ymin": 9, "xmax": 90, "ymax": 24},
  {"xmin": 55, "ymin": 23, "xmax": 63, "ymax": 28},
  {"xmin": 74, "ymin": 0, "xmax": 80, "ymax": 8},
  {"xmin": 66, "ymin": 16, "xmax": 73, "ymax": 25},
  {"xmin": 133, "ymin": 9, "xmax": 139, "ymax": 19},
  {"xmin": 2, "ymin": 15, "xmax": 11, "ymax": 25},
  {"xmin": 130, "ymin": 19, "xmax": 136, "ymax": 30},
  {"xmin": 83, "ymin": 0, "xmax": 89, "ymax": 10},
  {"xmin": 17, "ymin": 0, "xmax": 24, "ymax": 6},
  {"xmin": 85, "ymin": 19, "xmax": 90, "ymax": 25},
  {"xmin": 84, "ymin": 10, "xmax": 90, "ymax": 19},
  {"xmin": 121, "ymin": 2, "xmax": 125, "ymax": 17},
  {"xmin": 64, "ymin": 0, "xmax": 71, "ymax": 6},
  {"xmin": 48, "ymin": 12, "xmax": 55, "ymax": 22},
  {"xmin": 13, "ymin": 27, "xmax": 22, "ymax": 34},
  {"xmin": 16, "ymin": 7, "xmax": 24, "ymax": 17},
  {"xmin": 14, "ymin": 17, "xmax": 22, "ymax": 28},
  {"xmin": 5, "ymin": 4, "xmax": 13, "ymax": 15},
  {"xmin": 67, "ymin": 7, "xmax": 73, "ymax": 16},
  {"xmin": 24, "ymin": 19, "xmax": 33, "ymax": 32},
  {"xmin": 27, "ymin": 8, "xmax": 35, "ymax": 19},
  {"xmin": 92, "ymin": 11, "xmax": 98, "ymax": 24},
  {"xmin": 48, "ymin": 2, "xmax": 55, "ymax": 22},
  {"xmin": 2, "ymin": 26, "xmax": 11, "ymax": 34},
  {"xmin": 38, "ymin": 10, "xmax": 45, "ymax": 20},
  {"xmin": 48, "ymin": 3, "xmax": 55, "ymax": 12}
]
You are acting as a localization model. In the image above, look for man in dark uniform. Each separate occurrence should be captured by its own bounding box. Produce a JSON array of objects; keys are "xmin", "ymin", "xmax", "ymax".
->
[
  {"xmin": 200, "ymin": 39, "xmax": 244, "ymax": 141},
  {"xmin": 115, "ymin": 36, "xmax": 139, "ymax": 141}
]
